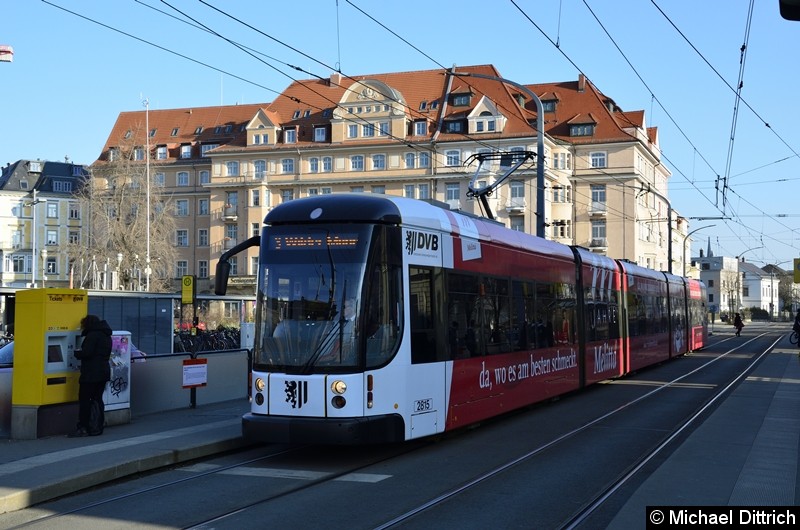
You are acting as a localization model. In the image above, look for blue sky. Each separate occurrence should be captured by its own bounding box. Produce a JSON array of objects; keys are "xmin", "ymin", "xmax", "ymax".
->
[{"xmin": 2, "ymin": 0, "xmax": 799, "ymax": 268}]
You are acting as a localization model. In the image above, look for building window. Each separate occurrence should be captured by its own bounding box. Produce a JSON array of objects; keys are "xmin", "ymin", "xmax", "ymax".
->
[
  {"xmin": 591, "ymin": 220, "xmax": 607, "ymax": 240},
  {"xmin": 419, "ymin": 152, "xmax": 430, "ymax": 168},
  {"xmin": 176, "ymin": 230, "xmax": 189, "ymax": 247},
  {"xmin": 47, "ymin": 201, "xmax": 58, "ymax": 218},
  {"xmin": 284, "ymin": 128, "xmax": 297, "ymax": 143},
  {"xmin": 487, "ymin": 120, "xmax": 496, "ymax": 131},
  {"xmin": 251, "ymin": 257, "xmax": 259, "ymax": 276},
  {"xmin": 199, "ymin": 170, "xmax": 210, "ymax": 185},
  {"xmin": 708, "ymin": 293, "xmax": 714, "ymax": 303},
  {"xmin": 445, "ymin": 150, "xmax": 461, "ymax": 167},
  {"xmin": 252, "ymin": 222, "xmax": 260, "ymax": 237},
  {"xmin": 708, "ymin": 279, "xmax": 714, "ymax": 288},
  {"xmin": 201, "ymin": 143, "xmax": 219, "ymax": 156},
  {"xmin": 590, "ymin": 152, "xmax": 607, "ymax": 168},
  {"xmin": 404, "ymin": 184, "xmax": 415, "ymax": 198},
  {"xmin": 253, "ymin": 160, "xmax": 266, "ymax": 179},
  {"xmin": 227, "ymin": 257, "xmax": 238, "ymax": 276},
  {"xmin": 351, "ymin": 186, "xmax": 364, "ymax": 193},
  {"xmin": 175, "ymin": 200, "xmax": 189, "ymax": 216},
  {"xmin": 69, "ymin": 202, "xmax": 80, "ymax": 220},
  {"xmin": 372, "ymin": 154, "xmax": 386, "ymax": 170},
  {"xmin": 177, "ymin": 171, "xmax": 189, "ymax": 186},
  {"xmin": 371, "ymin": 185, "xmax": 385, "ymax": 194},
  {"xmin": 198, "ymin": 229, "xmax": 209, "ymax": 246},
  {"xmin": 281, "ymin": 189, "xmax": 294, "ymax": 203},
  {"xmin": 510, "ymin": 216, "xmax": 524, "ymax": 232},
  {"xmin": 198, "ymin": 260, "xmax": 209, "ymax": 279},
  {"xmin": 322, "ymin": 157, "xmax": 332, "ymax": 172},
  {"xmin": 570, "ymin": 124, "xmax": 594, "ymax": 136},
  {"xmin": 414, "ymin": 121, "xmax": 427, "ymax": 136},
  {"xmin": 53, "ymin": 180, "xmax": 73, "ymax": 192},
  {"xmin": 591, "ymin": 184, "xmax": 607, "ymax": 210},
  {"xmin": 543, "ymin": 100, "xmax": 557, "ymax": 112},
  {"xmin": 134, "ymin": 147, "xmax": 145, "ymax": 161},
  {"xmin": 379, "ymin": 122, "xmax": 389, "ymax": 136},
  {"xmin": 362, "ymin": 124, "xmax": 375, "ymax": 137},
  {"xmin": 446, "ymin": 121, "xmax": 464, "ymax": 133},
  {"xmin": 552, "ymin": 152, "xmax": 572, "ymax": 170},
  {"xmin": 251, "ymin": 189, "xmax": 260, "ymax": 206},
  {"xmin": 321, "ymin": 187, "xmax": 332, "ymax": 194},
  {"xmin": 446, "ymin": 183, "xmax": 460, "ymax": 201},
  {"xmin": 154, "ymin": 172, "xmax": 165, "ymax": 186},
  {"xmin": 510, "ymin": 180, "xmax": 524, "ymax": 199},
  {"xmin": 405, "ymin": 153, "xmax": 416, "ymax": 169},
  {"xmin": 46, "ymin": 230, "xmax": 58, "ymax": 245},
  {"xmin": 453, "ymin": 94, "xmax": 470, "ymax": 106},
  {"xmin": 281, "ymin": 158, "xmax": 295, "ymax": 173},
  {"xmin": 198, "ymin": 199, "xmax": 209, "ymax": 215},
  {"xmin": 45, "ymin": 257, "xmax": 57, "ymax": 275},
  {"xmin": 418, "ymin": 183, "xmax": 430, "ymax": 199},
  {"xmin": 348, "ymin": 124, "xmax": 358, "ymax": 138},
  {"xmin": 351, "ymin": 155, "xmax": 364, "ymax": 171},
  {"xmin": 309, "ymin": 158, "xmax": 319, "ymax": 173},
  {"xmin": 156, "ymin": 146, "xmax": 167, "ymax": 160},
  {"xmin": 175, "ymin": 261, "xmax": 188, "ymax": 278},
  {"xmin": 314, "ymin": 127, "xmax": 326, "ymax": 142},
  {"xmin": 69, "ymin": 230, "xmax": 80, "ymax": 244},
  {"xmin": 180, "ymin": 145, "xmax": 192, "ymax": 158}
]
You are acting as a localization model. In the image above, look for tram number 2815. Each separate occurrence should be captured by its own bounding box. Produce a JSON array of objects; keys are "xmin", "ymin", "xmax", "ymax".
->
[{"xmin": 414, "ymin": 399, "xmax": 433, "ymax": 412}]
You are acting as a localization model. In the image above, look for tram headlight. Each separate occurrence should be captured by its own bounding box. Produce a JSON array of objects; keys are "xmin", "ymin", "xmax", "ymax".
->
[
  {"xmin": 254, "ymin": 377, "xmax": 266, "ymax": 392},
  {"xmin": 330, "ymin": 380, "xmax": 347, "ymax": 395},
  {"xmin": 331, "ymin": 395, "xmax": 346, "ymax": 409}
]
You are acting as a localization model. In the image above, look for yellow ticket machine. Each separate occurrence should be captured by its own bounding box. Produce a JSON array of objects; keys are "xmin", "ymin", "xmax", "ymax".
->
[{"xmin": 11, "ymin": 288, "xmax": 87, "ymax": 439}]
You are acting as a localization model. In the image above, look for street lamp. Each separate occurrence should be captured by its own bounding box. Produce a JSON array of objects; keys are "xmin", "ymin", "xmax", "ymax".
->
[
  {"xmin": 144, "ymin": 97, "xmax": 151, "ymax": 291},
  {"xmin": 40, "ymin": 248, "xmax": 47, "ymax": 288},
  {"xmin": 735, "ymin": 246, "xmax": 764, "ymax": 313},
  {"xmin": 117, "ymin": 253, "xmax": 123, "ymax": 290},
  {"xmin": 682, "ymin": 224, "xmax": 716, "ymax": 277},
  {"xmin": 25, "ymin": 189, "xmax": 43, "ymax": 287}
]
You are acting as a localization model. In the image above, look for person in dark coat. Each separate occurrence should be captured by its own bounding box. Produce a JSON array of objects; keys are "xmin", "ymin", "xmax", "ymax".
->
[
  {"xmin": 68, "ymin": 314, "xmax": 112, "ymax": 437},
  {"xmin": 733, "ymin": 313, "xmax": 744, "ymax": 337}
]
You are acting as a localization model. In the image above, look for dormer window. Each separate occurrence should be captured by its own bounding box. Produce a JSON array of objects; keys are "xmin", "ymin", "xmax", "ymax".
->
[
  {"xmin": 452, "ymin": 94, "xmax": 470, "ymax": 106},
  {"xmin": 446, "ymin": 120, "xmax": 464, "ymax": 133},
  {"xmin": 292, "ymin": 110, "xmax": 301, "ymax": 119},
  {"xmin": 149, "ymin": 128, "xmax": 157, "ymax": 137},
  {"xmin": 570, "ymin": 124, "xmax": 595, "ymax": 136},
  {"xmin": 284, "ymin": 128, "xmax": 297, "ymax": 144},
  {"xmin": 322, "ymin": 109, "xmax": 332, "ymax": 118},
  {"xmin": 194, "ymin": 126, "xmax": 203, "ymax": 135},
  {"xmin": 124, "ymin": 130, "xmax": 132, "ymax": 139},
  {"xmin": 303, "ymin": 110, "xmax": 311, "ymax": 118},
  {"xmin": 171, "ymin": 127, "xmax": 179, "ymax": 136},
  {"xmin": 225, "ymin": 125, "xmax": 233, "ymax": 134},
  {"xmin": 419, "ymin": 101, "xmax": 427, "ymax": 111},
  {"xmin": 542, "ymin": 100, "xmax": 557, "ymax": 112},
  {"xmin": 430, "ymin": 101, "xmax": 439, "ymax": 109}
]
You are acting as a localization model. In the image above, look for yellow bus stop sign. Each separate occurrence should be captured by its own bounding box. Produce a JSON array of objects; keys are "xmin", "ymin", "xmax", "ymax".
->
[{"xmin": 182, "ymin": 275, "xmax": 196, "ymax": 304}]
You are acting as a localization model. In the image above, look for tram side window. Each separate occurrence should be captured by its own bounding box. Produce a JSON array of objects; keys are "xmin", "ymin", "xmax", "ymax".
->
[
  {"xmin": 481, "ymin": 276, "xmax": 512, "ymax": 355},
  {"xmin": 585, "ymin": 286, "xmax": 611, "ymax": 343},
  {"xmin": 447, "ymin": 272, "xmax": 483, "ymax": 358},
  {"xmin": 510, "ymin": 281, "xmax": 534, "ymax": 351},
  {"xmin": 409, "ymin": 267, "xmax": 438, "ymax": 364}
]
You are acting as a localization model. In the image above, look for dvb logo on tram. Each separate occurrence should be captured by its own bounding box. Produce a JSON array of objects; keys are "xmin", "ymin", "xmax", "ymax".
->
[{"xmin": 405, "ymin": 230, "xmax": 439, "ymax": 257}]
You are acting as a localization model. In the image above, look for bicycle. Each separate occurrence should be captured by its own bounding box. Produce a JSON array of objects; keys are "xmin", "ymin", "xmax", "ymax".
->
[{"xmin": 791, "ymin": 329, "xmax": 799, "ymax": 345}]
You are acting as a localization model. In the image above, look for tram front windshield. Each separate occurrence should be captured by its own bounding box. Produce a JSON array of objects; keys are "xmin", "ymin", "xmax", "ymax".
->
[{"xmin": 254, "ymin": 223, "xmax": 402, "ymax": 373}]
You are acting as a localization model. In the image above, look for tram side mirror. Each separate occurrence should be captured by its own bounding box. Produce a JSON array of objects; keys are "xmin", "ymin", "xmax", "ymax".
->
[{"xmin": 215, "ymin": 260, "xmax": 231, "ymax": 296}]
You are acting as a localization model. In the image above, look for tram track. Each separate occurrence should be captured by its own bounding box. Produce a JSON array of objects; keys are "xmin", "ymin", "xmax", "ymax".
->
[
  {"xmin": 3, "ymin": 328, "xmax": 786, "ymax": 529},
  {"xmin": 371, "ymin": 331, "xmax": 782, "ymax": 529}
]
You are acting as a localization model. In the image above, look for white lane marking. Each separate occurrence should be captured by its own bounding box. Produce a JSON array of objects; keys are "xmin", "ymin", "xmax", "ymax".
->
[{"xmin": 180, "ymin": 463, "xmax": 391, "ymax": 483}]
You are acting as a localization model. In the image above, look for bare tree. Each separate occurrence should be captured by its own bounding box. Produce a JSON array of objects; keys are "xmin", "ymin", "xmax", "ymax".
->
[{"xmin": 65, "ymin": 128, "xmax": 177, "ymax": 292}]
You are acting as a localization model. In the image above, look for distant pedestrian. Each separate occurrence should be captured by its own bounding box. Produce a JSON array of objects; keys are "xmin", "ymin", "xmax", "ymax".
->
[
  {"xmin": 733, "ymin": 313, "xmax": 744, "ymax": 337},
  {"xmin": 68, "ymin": 314, "xmax": 112, "ymax": 437}
]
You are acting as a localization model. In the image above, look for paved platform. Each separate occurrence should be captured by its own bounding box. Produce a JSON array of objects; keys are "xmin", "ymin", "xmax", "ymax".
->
[
  {"xmin": 0, "ymin": 399, "xmax": 252, "ymax": 514},
  {"xmin": 0, "ymin": 330, "xmax": 798, "ymax": 518}
]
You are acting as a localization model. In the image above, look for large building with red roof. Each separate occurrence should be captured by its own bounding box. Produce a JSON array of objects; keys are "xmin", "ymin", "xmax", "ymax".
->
[{"xmin": 86, "ymin": 64, "xmax": 684, "ymax": 293}]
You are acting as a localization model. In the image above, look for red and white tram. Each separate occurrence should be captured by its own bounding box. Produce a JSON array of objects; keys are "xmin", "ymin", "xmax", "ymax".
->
[{"xmin": 216, "ymin": 194, "xmax": 707, "ymax": 444}]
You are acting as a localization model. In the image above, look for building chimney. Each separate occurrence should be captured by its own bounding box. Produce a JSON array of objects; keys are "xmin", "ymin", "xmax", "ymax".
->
[
  {"xmin": 578, "ymin": 73, "xmax": 586, "ymax": 92},
  {"xmin": 330, "ymin": 71, "xmax": 342, "ymax": 87}
]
